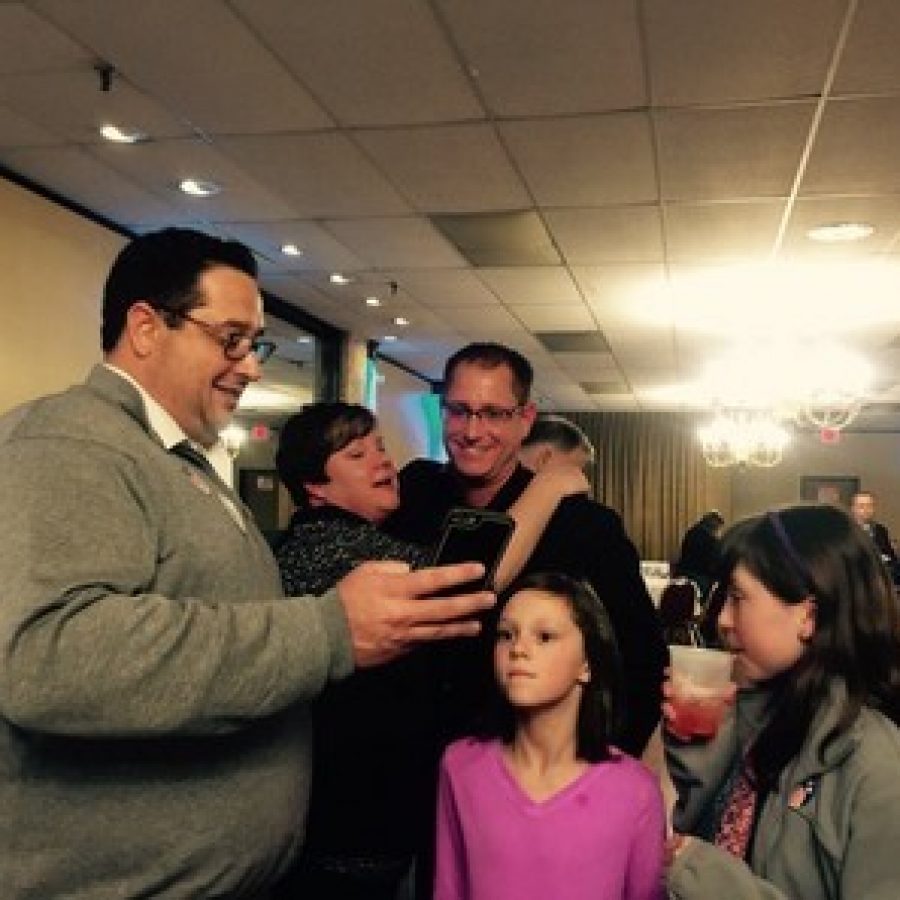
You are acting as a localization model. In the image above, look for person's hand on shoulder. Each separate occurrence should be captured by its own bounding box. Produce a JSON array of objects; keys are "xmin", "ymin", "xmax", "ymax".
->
[{"xmin": 337, "ymin": 560, "xmax": 495, "ymax": 668}]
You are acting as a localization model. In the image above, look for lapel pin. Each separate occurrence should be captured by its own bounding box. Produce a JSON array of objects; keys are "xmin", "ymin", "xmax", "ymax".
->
[
  {"xmin": 187, "ymin": 469, "xmax": 212, "ymax": 495},
  {"xmin": 788, "ymin": 778, "xmax": 817, "ymax": 810}
]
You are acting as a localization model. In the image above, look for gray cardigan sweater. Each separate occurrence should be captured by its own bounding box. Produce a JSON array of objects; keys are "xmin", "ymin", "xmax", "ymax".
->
[
  {"xmin": 0, "ymin": 366, "xmax": 353, "ymax": 898},
  {"xmin": 666, "ymin": 681, "xmax": 900, "ymax": 900}
]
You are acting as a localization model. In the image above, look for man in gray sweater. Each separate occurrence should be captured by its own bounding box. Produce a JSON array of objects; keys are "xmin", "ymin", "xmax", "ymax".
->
[{"xmin": 0, "ymin": 228, "xmax": 491, "ymax": 899}]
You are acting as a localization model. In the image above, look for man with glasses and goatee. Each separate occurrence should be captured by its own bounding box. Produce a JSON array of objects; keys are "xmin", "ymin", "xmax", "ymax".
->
[{"xmin": 0, "ymin": 228, "xmax": 492, "ymax": 900}]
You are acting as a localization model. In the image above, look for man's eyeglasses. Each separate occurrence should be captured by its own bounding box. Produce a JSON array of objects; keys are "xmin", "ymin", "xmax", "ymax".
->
[
  {"xmin": 170, "ymin": 311, "xmax": 277, "ymax": 364},
  {"xmin": 442, "ymin": 401, "xmax": 523, "ymax": 425}
]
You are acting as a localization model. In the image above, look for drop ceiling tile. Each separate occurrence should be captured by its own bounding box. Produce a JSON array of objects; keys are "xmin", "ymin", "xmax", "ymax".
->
[
  {"xmin": 477, "ymin": 267, "xmax": 581, "ymax": 306},
  {"xmin": 544, "ymin": 207, "xmax": 664, "ymax": 264},
  {"xmin": 0, "ymin": 70, "xmax": 194, "ymax": 144},
  {"xmin": 505, "ymin": 337, "xmax": 558, "ymax": 364},
  {"xmin": 608, "ymin": 337, "xmax": 678, "ymax": 372},
  {"xmin": 395, "ymin": 318, "xmax": 459, "ymax": 341},
  {"xmin": 781, "ymin": 196, "xmax": 900, "ymax": 257},
  {"xmin": 499, "ymin": 113, "xmax": 656, "ymax": 206},
  {"xmin": 541, "ymin": 383, "xmax": 597, "ymax": 410},
  {"xmin": 436, "ymin": 0, "xmax": 645, "ymax": 116},
  {"xmin": 326, "ymin": 282, "xmax": 430, "ymax": 321},
  {"xmin": 572, "ymin": 264, "xmax": 668, "ymax": 323},
  {"xmin": 272, "ymin": 290, "xmax": 352, "ymax": 331},
  {"xmin": 804, "ymin": 97, "xmax": 900, "ymax": 194},
  {"xmin": 296, "ymin": 271, "xmax": 388, "ymax": 302},
  {"xmin": 218, "ymin": 133, "xmax": 411, "ymax": 218},
  {"xmin": 89, "ymin": 138, "xmax": 297, "ymax": 222},
  {"xmin": 33, "ymin": 0, "xmax": 332, "ymax": 133},
  {"xmin": 580, "ymin": 380, "xmax": 628, "ymax": 395},
  {"xmin": 591, "ymin": 395, "xmax": 638, "ymax": 411},
  {"xmin": 834, "ymin": 0, "xmax": 900, "ymax": 94},
  {"xmin": 512, "ymin": 305, "xmax": 595, "ymax": 331},
  {"xmin": 373, "ymin": 310, "xmax": 459, "ymax": 343},
  {"xmin": 664, "ymin": 201, "xmax": 785, "ymax": 262},
  {"xmin": 354, "ymin": 124, "xmax": 529, "ymax": 213},
  {"xmin": 435, "ymin": 306, "xmax": 525, "ymax": 333},
  {"xmin": 0, "ymin": 144, "xmax": 180, "ymax": 225},
  {"xmin": 431, "ymin": 211, "xmax": 560, "ymax": 266},
  {"xmin": 643, "ymin": 0, "xmax": 846, "ymax": 105},
  {"xmin": 0, "ymin": 4, "xmax": 90, "ymax": 74},
  {"xmin": 383, "ymin": 270, "xmax": 500, "ymax": 308},
  {"xmin": 657, "ymin": 104, "xmax": 815, "ymax": 201},
  {"xmin": 212, "ymin": 221, "xmax": 367, "ymax": 274},
  {"xmin": 0, "ymin": 102, "xmax": 60, "ymax": 147},
  {"xmin": 259, "ymin": 273, "xmax": 335, "ymax": 308},
  {"xmin": 324, "ymin": 218, "xmax": 465, "ymax": 269},
  {"xmin": 233, "ymin": 0, "xmax": 482, "ymax": 126},
  {"xmin": 552, "ymin": 351, "xmax": 619, "ymax": 377}
]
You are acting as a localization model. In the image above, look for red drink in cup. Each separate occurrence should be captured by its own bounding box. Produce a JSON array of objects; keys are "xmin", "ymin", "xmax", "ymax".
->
[{"xmin": 667, "ymin": 646, "xmax": 734, "ymax": 741}]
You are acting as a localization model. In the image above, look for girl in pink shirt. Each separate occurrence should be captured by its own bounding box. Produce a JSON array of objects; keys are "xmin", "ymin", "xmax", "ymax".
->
[{"xmin": 434, "ymin": 572, "xmax": 666, "ymax": 900}]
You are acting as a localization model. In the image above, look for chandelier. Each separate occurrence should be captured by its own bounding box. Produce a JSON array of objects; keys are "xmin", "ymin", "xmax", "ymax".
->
[
  {"xmin": 789, "ymin": 343, "xmax": 871, "ymax": 430},
  {"xmin": 694, "ymin": 341, "xmax": 872, "ymax": 467},
  {"xmin": 697, "ymin": 409, "xmax": 791, "ymax": 468}
]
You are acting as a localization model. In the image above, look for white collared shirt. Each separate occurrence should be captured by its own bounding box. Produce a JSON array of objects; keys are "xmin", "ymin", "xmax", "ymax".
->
[{"xmin": 103, "ymin": 363, "xmax": 233, "ymax": 485}]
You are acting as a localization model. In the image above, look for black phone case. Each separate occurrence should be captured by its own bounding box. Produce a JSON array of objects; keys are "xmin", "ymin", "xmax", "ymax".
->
[{"xmin": 430, "ymin": 508, "xmax": 515, "ymax": 592}]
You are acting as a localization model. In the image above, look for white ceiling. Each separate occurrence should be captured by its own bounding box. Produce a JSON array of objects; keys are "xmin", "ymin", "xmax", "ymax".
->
[{"xmin": 3, "ymin": 0, "xmax": 900, "ymax": 418}]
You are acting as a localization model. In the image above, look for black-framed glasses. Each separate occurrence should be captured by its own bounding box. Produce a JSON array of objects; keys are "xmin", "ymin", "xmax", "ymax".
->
[
  {"xmin": 171, "ymin": 311, "xmax": 277, "ymax": 364},
  {"xmin": 441, "ymin": 401, "xmax": 523, "ymax": 426}
]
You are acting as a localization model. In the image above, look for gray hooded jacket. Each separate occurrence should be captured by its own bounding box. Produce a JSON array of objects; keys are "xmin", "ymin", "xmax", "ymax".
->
[{"xmin": 666, "ymin": 681, "xmax": 900, "ymax": 899}]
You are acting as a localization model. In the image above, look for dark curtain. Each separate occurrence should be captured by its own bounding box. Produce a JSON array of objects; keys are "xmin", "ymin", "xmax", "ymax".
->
[{"xmin": 564, "ymin": 411, "xmax": 714, "ymax": 561}]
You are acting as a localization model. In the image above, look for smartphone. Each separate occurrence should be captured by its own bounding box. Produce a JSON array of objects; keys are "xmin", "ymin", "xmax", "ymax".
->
[{"xmin": 429, "ymin": 508, "xmax": 515, "ymax": 594}]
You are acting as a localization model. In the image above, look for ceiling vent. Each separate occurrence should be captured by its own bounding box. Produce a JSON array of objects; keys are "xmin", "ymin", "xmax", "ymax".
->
[
  {"xmin": 534, "ymin": 331, "xmax": 610, "ymax": 352},
  {"xmin": 580, "ymin": 381, "xmax": 627, "ymax": 394}
]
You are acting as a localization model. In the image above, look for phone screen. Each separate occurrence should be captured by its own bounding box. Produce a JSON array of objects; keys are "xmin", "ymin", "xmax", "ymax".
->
[{"xmin": 429, "ymin": 508, "xmax": 514, "ymax": 594}]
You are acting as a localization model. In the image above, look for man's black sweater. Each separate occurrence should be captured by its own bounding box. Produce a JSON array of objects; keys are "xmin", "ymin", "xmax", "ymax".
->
[{"xmin": 387, "ymin": 460, "xmax": 668, "ymax": 756}]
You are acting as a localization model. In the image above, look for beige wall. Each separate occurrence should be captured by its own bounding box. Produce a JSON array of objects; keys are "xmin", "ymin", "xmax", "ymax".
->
[
  {"xmin": 0, "ymin": 177, "xmax": 124, "ymax": 413},
  {"xmin": 730, "ymin": 428, "xmax": 900, "ymax": 530}
]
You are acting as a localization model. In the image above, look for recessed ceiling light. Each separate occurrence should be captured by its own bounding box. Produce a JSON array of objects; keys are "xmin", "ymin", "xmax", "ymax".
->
[
  {"xmin": 393, "ymin": 316, "xmax": 409, "ymax": 326},
  {"xmin": 330, "ymin": 272, "xmax": 352, "ymax": 284},
  {"xmin": 806, "ymin": 222, "xmax": 874, "ymax": 243},
  {"xmin": 295, "ymin": 336, "xmax": 312, "ymax": 344},
  {"xmin": 178, "ymin": 178, "xmax": 221, "ymax": 197},
  {"xmin": 365, "ymin": 295, "xmax": 381, "ymax": 307},
  {"xmin": 280, "ymin": 243, "xmax": 303, "ymax": 257},
  {"xmin": 99, "ymin": 123, "xmax": 148, "ymax": 144},
  {"xmin": 382, "ymin": 334, "xmax": 398, "ymax": 342}
]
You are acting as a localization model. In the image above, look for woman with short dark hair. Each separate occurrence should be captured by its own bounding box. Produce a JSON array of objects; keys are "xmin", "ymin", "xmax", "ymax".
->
[{"xmin": 272, "ymin": 402, "xmax": 589, "ymax": 900}]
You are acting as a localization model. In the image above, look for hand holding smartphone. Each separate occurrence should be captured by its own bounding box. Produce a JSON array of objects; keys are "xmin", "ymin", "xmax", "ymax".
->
[{"xmin": 429, "ymin": 508, "xmax": 515, "ymax": 595}]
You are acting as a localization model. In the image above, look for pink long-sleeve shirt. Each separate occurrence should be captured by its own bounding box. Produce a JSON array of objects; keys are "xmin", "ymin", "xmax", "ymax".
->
[{"xmin": 434, "ymin": 738, "xmax": 666, "ymax": 900}]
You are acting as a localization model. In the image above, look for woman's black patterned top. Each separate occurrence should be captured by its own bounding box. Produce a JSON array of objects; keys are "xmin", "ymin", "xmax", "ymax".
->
[{"xmin": 276, "ymin": 504, "xmax": 430, "ymax": 597}]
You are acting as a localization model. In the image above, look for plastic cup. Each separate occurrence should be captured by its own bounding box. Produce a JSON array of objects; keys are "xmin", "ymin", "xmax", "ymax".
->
[{"xmin": 667, "ymin": 646, "xmax": 734, "ymax": 740}]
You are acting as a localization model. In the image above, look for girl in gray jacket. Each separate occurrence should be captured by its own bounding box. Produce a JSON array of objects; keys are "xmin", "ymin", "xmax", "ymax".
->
[{"xmin": 665, "ymin": 504, "xmax": 900, "ymax": 900}]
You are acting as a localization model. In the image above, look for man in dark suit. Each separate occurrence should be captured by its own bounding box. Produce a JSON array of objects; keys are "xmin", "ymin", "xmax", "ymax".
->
[
  {"xmin": 388, "ymin": 342, "xmax": 667, "ymax": 757},
  {"xmin": 851, "ymin": 490, "xmax": 900, "ymax": 582}
]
